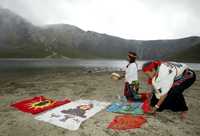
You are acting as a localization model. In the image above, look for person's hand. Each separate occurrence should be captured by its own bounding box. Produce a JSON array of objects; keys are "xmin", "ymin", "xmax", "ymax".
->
[
  {"xmin": 147, "ymin": 106, "xmax": 158, "ymax": 116},
  {"xmin": 152, "ymin": 106, "xmax": 157, "ymax": 113},
  {"xmin": 118, "ymin": 76, "xmax": 124, "ymax": 80}
]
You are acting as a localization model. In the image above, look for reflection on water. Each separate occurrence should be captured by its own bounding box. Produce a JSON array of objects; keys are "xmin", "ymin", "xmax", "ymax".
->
[{"xmin": 0, "ymin": 59, "xmax": 200, "ymax": 71}]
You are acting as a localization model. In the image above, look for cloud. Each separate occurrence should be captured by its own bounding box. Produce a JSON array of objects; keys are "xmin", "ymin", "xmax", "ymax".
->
[{"xmin": 0, "ymin": 0, "xmax": 199, "ymax": 40}]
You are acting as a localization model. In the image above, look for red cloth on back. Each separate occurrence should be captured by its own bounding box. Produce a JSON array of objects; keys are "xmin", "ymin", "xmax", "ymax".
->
[{"xmin": 11, "ymin": 96, "xmax": 70, "ymax": 114}]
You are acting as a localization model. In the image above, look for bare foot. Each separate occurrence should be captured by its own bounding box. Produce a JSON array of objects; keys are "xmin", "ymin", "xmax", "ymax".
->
[{"xmin": 180, "ymin": 111, "xmax": 187, "ymax": 120}]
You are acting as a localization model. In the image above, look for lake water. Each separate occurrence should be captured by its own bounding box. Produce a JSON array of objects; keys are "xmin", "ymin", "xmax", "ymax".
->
[{"xmin": 0, "ymin": 59, "xmax": 200, "ymax": 71}]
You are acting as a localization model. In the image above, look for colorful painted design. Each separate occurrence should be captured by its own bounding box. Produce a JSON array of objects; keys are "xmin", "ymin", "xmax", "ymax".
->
[
  {"xmin": 49, "ymin": 104, "xmax": 94, "ymax": 122},
  {"xmin": 11, "ymin": 96, "xmax": 70, "ymax": 114},
  {"xmin": 35, "ymin": 99, "xmax": 110, "ymax": 131},
  {"xmin": 107, "ymin": 92, "xmax": 151, "ymax": 114},
  {"xmin": 61, "ymin": 104, "xmax": 93, "ymax": 118},
  {"xmin": 107, "ymin": 102, "xmax": 144, "ymax": 115}
]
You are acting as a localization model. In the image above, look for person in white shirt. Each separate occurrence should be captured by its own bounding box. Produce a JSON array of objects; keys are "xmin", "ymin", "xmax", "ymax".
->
[
  {"xmin": 123, "ymin": 52, "xmax": 140, "ymax": 101},
  {"xmin": 142, "ymin": 60, "xmax": 196, "ymax": 118}
]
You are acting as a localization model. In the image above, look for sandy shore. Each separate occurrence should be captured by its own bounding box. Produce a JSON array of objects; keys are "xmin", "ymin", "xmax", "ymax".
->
[{"xmin": 0, "ymin": 68, "xmax": 199, "ymax": 136}]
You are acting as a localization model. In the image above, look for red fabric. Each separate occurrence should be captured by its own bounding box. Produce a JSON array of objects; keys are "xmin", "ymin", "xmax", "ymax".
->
[
  {"xmin": 11, "ymin": 96, "xmax": 70, "ymax": 114},
  {"xmin": 142, "ymin": 99, "xmax": 151, "ymax": 113},
  {"xmin": 147, "ymin": 72, "xmax": 159, "ymax": 85},
  {"xmin": 140, "ymin": 92, "xmax": 152, "ymax": 113},
  {"xmin": 139, "ymin": 92, "xmax": 150, "ymax": 101},
  {"xmin": 107, "ymin": 115, "xmax": 146, "ymax": 130},
  {"xmin": 142, "ymin": 60, "xmax": 161, "ymax": 72},
  {"xmin": 148, "ymin": 78, "xmax": 152, "ymax": 85}
]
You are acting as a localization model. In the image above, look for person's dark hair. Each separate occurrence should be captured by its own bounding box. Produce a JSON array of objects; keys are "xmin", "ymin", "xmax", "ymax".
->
[{"xmin": 128, "ymin": 51, "xmax": 137, "ymax": 63}]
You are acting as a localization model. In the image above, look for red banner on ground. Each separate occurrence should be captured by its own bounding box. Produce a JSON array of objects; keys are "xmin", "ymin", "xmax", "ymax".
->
[
  {"xmin": 11, "ymin": 96, "xmax": 70, "ymax": 114},
  {"xmin": 107, "ymin": 115, "xmax": 146, "ymax": 130}
]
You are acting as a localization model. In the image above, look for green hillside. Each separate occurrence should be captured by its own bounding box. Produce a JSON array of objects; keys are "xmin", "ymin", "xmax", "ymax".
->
[
  {"xmin": 169, "ymin": 42, "xmax": 200, "ymax": 63},
  {"xmin": 1, "ymin": 7, "xmax": 200, "ymax": 62}
]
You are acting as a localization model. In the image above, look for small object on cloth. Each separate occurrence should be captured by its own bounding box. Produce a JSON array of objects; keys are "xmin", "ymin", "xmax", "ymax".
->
[
  {"xmin": 107, "ymin": 115, "xmax": 146, "ymax": 130},
  {"xmin": 11, "ymin": 96, "xmax": 71, "ymax": 114},
  {"xmin": 35, "ymin": 99, "xmax": 110, "ymax": 131},
  {"xmin": 111, "ymin": 73, "xmax": 121, "ymax": 80},
  {"xmin": 106, "ymin": 102, "xmax": 144, "ymax": 115}
]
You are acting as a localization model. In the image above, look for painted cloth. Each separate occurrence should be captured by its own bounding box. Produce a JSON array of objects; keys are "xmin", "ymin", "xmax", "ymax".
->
[
  {"xmin": 151, "ymin": 69, "xmax": 196, "ymax": 112},
  {"xmin": 35, "ymin": 99, "xmax": 110, "ymax": 131},
  {"xmin": 11, "ymin": 96, "xmax": 70, "ymax": 114},
  {"xmin": 107, "ymin": 115, "xmax": 146, "ymax": 130},
  {"xmin": 152, "ymin": 62, "xmax": 189, "ymax": 99},
  {"xmin": 107, "ymin": 102, "xmax": 144, "ymax": 115},
  {"xmin": 107, "ymin": 93, "xmax": 151, "ymax": 114}
]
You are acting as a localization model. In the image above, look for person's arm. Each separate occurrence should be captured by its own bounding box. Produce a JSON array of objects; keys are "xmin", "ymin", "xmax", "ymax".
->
[
  {"xmin": 152, "ymin": 93, "xmax": 167, "ymax": 113},
  {"xmin": 119, "ymin": 66, "xmax": 126, "ymax": 79},
  {"xmin": 157, "ymin": 94, "xmax": 167, "ymax": 107}
]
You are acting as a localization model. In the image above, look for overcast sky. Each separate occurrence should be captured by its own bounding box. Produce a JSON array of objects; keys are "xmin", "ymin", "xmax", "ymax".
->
[{"xmin": 0, "ymin": 0, "xmax": 200, "ymax": 40}]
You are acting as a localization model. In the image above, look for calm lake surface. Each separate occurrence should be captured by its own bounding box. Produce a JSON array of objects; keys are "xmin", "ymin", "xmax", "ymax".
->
[{"xmin": 0, "ymin": 59, "xmax": 200, "ymax": 71}]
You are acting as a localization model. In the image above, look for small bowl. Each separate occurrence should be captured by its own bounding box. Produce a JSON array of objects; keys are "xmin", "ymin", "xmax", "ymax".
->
[{"xmin": 111, "ymin": 73, "xmax": 121, "ymax": 80}]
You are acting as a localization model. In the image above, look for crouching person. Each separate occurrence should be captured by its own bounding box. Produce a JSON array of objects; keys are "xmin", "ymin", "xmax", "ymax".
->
[{"xmin": 142, "ymin": 60, "xmax": 196, "ymax": 118}]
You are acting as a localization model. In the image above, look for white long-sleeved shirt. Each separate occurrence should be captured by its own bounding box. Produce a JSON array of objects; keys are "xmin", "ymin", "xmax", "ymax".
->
[
  {"xmin": 125, "ymin": 63, "xmax": 138, "ymax": 84},
  {"xmin": 152, "ymin": 62, "xmax": 189, "ymax": 99}
]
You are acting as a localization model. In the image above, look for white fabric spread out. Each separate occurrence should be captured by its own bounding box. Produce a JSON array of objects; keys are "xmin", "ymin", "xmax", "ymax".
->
[{"xmin": 35, "ymin": 99, "xmax": 110, "ymax": 131}]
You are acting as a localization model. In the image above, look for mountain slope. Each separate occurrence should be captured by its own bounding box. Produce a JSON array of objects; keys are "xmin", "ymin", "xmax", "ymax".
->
[
  {"xmin": 0, "ymin": 7, "xmax": 51, "ymax": 58},
  {"xmin": 168, "ymin": 42, "xmax": 200, "ymax": 63},
  {"xmin": 0, "ymin": 7, "xmax": 200, "ymax": 61}
]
